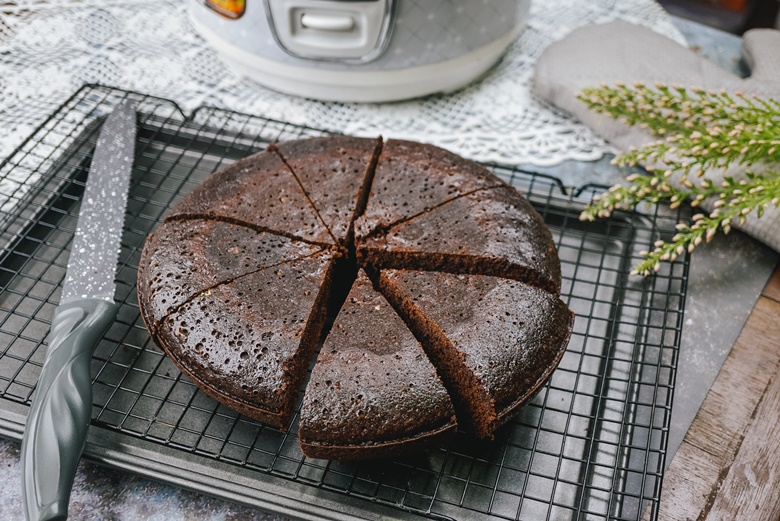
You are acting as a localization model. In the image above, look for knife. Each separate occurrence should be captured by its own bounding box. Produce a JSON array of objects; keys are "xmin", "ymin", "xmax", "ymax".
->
[{"xmin": 20, "ymin": 100, "xmax": 137, "ymax": 521}]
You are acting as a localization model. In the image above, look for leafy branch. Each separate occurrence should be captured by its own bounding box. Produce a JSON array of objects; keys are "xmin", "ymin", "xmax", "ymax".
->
[{"xmin": 577, "ymin": 83, "xmax": 780, "ymax": 275}]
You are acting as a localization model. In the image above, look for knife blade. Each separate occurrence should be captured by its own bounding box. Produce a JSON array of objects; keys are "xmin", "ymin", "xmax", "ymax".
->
[{"xmin": 21, "ymin": 100, "xmax": 137, "ymax": 521}]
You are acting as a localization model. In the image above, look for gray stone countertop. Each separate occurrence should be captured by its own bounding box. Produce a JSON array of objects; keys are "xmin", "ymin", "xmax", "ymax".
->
[{"xmin": 1, "ymin": 14, "xmax": 777, "ymax": 521}]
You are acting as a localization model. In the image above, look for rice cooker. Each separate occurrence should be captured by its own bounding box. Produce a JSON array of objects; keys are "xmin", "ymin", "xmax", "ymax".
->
[{"xmin": 189, "ymin": 0, "xmax": 531, "ymax": 102}]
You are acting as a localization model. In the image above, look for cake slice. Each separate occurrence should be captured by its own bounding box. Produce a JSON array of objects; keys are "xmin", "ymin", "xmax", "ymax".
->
[
  {"xmin": 166, "ymin": 149, "xmax": 333, "ymax": 245},
  {"xmin": 375, "ymin": 269, "xmax": 574, "ymax": 439},
  {"xmin": 359, "ymin": 186, "xmax": 562, "ymax": 295},
  {"xmin": 274, "ymin": 136, "xmax": 382, "ymax": 243},
  {"xmin": 354, "ymin": 140, "xmax": 504, "ymax": 239},
  {"xmin": 137, "ymin": 219, "xmax": 322, "ymax": 335},
  {"xmin": 149, "ymin": 252, "xmax": 337, "ymax": 430},
  {"xmin": 299, "ymin": 271, "xmax": 457, "ymax": 460}
]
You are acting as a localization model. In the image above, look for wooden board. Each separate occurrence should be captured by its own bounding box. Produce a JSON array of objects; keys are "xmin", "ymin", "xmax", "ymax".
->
[
  {"xmin": 761, "ymin": 266, "xmax": 780, "ymax": 304},
  {"xmin": 657, "ymin": 264, "xmax": 780, "ymax": 520}
]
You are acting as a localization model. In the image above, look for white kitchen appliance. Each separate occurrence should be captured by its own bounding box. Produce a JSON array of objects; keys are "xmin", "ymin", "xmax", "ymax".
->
[{"xmin": 189, "ymin": 0, "xmax": 531, "ymax": 102}]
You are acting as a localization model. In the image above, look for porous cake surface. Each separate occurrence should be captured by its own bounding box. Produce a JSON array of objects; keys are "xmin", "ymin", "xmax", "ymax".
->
[
  {"xmin": 354, "ymin": 139, "xmax": 504, "ymax": 239},
  {"xmin": 299, "ymin": 271, "xmax": 456, "ymax": 459},
  {"xmin": 137, "ymin": 219, "xmax": 322, "ymax": 334},
  {"xmin": 378, "ymin": 270, "xmax": 574, "ymax": 438},
  {"xmin": 274, "ymin": 136, "xmax": 382, "ymax": 242},
  {"xmin": 359, "ymin": 186, "xmax": 562, "ymax": 295},
  {"xmin": 138, "ymin": 136, "xmax": 573, "ymax": 459},
  {"xmin": 148, "ymin": 252, "xmax": 335, "ymax": 429},
  {"xmin": 166, "ymin": 149, "xmax": 333, "ymax": 244}
]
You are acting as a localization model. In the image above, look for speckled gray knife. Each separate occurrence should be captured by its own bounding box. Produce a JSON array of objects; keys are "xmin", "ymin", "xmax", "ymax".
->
[{"xmin": 21, "ymin": 100, "xmax": 136, "ymax": 521}]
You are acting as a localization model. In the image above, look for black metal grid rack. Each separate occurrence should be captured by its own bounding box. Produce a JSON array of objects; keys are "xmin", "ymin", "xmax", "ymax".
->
[{"xmin": 0, "ymin": 85, "xmax": 688, "ymax": 521}]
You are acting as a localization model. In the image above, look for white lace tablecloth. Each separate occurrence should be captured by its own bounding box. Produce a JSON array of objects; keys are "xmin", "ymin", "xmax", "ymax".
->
[{"xmin": 0, "ymin": 0, "xmax": 683, "ymax": 169}]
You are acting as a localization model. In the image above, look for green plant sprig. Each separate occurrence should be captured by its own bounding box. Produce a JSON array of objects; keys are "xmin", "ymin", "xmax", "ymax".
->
[
  {"xmin": 630, "ymin": 171, "xmax": 780, "ymax": 275},
  {"xmin": 578, "ymin": 168, "xmax": 722, "ymax": 222},
  {"xmin": 577, "ymin": 83, "xmax": 780, "ymax": 275},
  {"xmin": 581, "ymin": 84, "xmax": 780, "ymax": 179}
]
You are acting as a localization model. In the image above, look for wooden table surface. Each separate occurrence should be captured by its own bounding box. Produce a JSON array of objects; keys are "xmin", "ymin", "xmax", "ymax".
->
[{"xmin": 658, "ymin": 263, "xmax": 780, "ymax": 519}]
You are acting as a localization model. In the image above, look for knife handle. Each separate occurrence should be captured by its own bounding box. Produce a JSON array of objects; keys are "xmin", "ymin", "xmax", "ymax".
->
[{"xmin": 21, "ymin": 299, "xmax": 118, "ymax": 521}]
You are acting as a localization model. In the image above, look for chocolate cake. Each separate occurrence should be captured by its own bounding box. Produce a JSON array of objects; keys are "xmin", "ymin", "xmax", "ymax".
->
[
  {"xmin": 299, "ymin": 271, "xmax": 457, "ymax": 460},
  {"xmin": 358, "ymin": 186, "xmax": 562, "ymax": 295},
  {"xmin": 138, "ymin": 136, "xmax": 573, "ymax": 459},
  {"xmin": 138, "ymin": 219, "xmax": 322, "ymax": 334},
  {"xmin": 146, "ymin": 252, "xmax": 337, "ymax": 428},
  {"xmin": 166, "ymin": 149, "xmax": 334, "ymax": 245},
  {"xmin": 354, "ymin": 140, "xmax": 504, "ymax": 238},
  {"xmin": 376, "ymin": 270, "xmax": 574, "ymax": 439},
  {"xmin": 274, "ymin": 136, "xmax": 382, "ymax": 243}
]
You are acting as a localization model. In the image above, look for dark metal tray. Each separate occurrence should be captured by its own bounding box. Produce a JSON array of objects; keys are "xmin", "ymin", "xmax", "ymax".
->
[{"xmin": 0, "ymin": 85, "xmax": 688, "ymax": 521}]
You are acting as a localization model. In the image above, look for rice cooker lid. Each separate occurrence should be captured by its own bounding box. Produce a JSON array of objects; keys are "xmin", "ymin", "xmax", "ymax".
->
[{"xmin": 263, "ymin": 0, "xmax": 395, "ymax": 62}]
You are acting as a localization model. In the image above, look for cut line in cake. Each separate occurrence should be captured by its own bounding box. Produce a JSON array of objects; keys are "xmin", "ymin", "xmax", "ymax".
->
[
  {"xmin": 355, "ymin": 185, "xmax": 500, "ymax": 241},
  {"xmin": 146, "ymin": 251, "xmax": 339, "ymax": 429},
  {"xmin": 358, "ymin": 185, "xmax": 562, "ymax": 295},
  {"xmin": 164, "ymin": 213, "xmax": 334, "ymax": 248},
  {"xmin": 271, "ymin": 136, "xmax": 384, "ymax": 247},
  {"xmin": 138, "ymin": 219, "xmax": 327, "ymax": 335},
  {"xmin": 165, "ymin": 148, "xmax": 334, "ymax": 245}
]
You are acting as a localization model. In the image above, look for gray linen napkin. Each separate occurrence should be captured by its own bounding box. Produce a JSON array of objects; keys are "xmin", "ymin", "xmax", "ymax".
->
[{"xmin": 533, "ymin": 21, "xmax": 780, "ymax": 252}]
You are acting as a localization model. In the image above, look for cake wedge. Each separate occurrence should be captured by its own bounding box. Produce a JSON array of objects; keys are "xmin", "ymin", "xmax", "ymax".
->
[
  {"xmin": 299, "ymin": 270, "xmax": 457, "ymax": 459},
  {"xmin": 138, "ymin": 219, "xmax": 322, "ymax": 335},
  {"xmin": 359, "ymin": 185, "xmax": 561, "ymax": 295},
  {"xmin": 166, "ymin": 149, "xmax": 334, "ymax": 245},
  {"xmin": 375, "ymin": 269, "xmax": 574, "ymax": 439},
  {"xmin": 354, "ymin": 139, "xmax": 504, "ymax": 239},
  {"xmin": 150, "ymin": 252, "xmax": 338, "ymax": 430}
]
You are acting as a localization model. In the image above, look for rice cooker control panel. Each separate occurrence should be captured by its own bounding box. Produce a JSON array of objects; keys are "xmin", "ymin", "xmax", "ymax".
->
[{"xmin": 264, "ymin": 0, "xmax": 395, "ymax": 61}]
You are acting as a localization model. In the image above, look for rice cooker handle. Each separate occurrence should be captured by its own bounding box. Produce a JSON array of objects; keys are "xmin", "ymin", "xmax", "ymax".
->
[{"xmin": 264, "ymin": 0, "xmax": 395, "ymax": 62}]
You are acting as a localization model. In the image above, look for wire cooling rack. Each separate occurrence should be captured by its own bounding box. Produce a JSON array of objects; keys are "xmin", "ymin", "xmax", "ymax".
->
[{"xmin": 0, "ymin": 85, "xmax": 688, "ymax": 521}]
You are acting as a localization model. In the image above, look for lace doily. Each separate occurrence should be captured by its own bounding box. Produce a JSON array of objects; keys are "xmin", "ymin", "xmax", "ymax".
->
[{"xmin": 0, "ymin": 0, "xmax": 684, "ymax": 168}]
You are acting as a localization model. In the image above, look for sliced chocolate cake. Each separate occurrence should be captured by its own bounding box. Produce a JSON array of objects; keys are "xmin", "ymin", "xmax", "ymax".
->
[
  {"xmin": 354, "ymin": 140, "xmax": 504, "ymax": 239},
  {"xmin": 166, "ymin": 149, "xmax": 333, "ymax": 245},
  {"xmin": 149, "ymin": 252, "xmax": 338, "ymax": 429},
  {"xmin": 274, "ymin": 136, "xmax": 382, "ymax": 243},
  {"xmin": 138, "ymin": 137, "xmax": 574, "ymax": 459},
  {"xmin": 138, "ymin": 219, "xmax": 322, "ymax": 335},
  {"xmin": 299, "ymin": 271, "xmax": 456, "ymax": 460},
  {"xmin": 375, "ymin": 269, "xmax": 574, "ymax": 439},
  {"xmin": 359, "ymin": 186, "xmax": 562, "ymax": 295}
]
